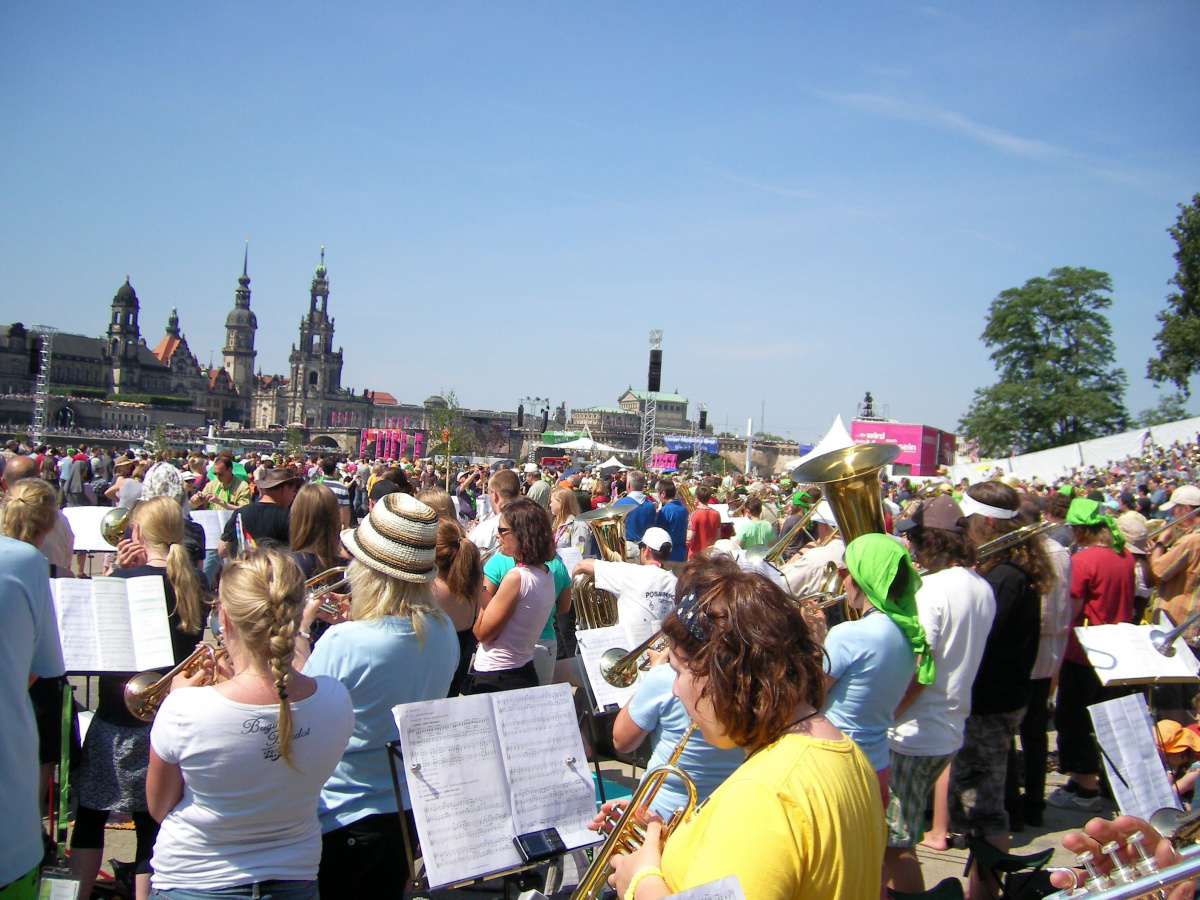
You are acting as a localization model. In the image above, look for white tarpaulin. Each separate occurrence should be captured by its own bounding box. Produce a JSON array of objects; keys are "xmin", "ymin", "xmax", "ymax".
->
[
  {"xmin": 948, "ymin": 416, "xmax": 1200, "ymax": 484},
  {"xmin": 551, "ymin": 437, "xmax": 630, "ymax": 454},
  {"xmin": 596, "ymin": 455, "xmax": 629, "ymax": 470},
  {"xmin": 780, "ymin": 415, "xmax": 855, "ymax": 473}
]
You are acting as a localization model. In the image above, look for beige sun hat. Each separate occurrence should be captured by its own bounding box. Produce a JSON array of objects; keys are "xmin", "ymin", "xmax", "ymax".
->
[{"xmin": 340, "ymin": 492, "xmax": 439, "ymax": 583}]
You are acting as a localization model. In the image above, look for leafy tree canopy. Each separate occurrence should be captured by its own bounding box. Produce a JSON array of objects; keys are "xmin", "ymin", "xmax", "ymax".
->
[
  {"xmin": 958, "ymin": 267, "xmax": 1128, "ymax": 457},
  {"xmin": 1148, "ymin": 193, "xmax": 1200, "ymax": 397},
  {"xmin": 1136, "ymin": 390, "xmax": 1191, "ymax": 428}
]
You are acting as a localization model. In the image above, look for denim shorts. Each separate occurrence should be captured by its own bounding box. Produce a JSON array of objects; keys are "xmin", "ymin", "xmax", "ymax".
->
[{"xmin": 150, "ymin": 880, "xmax": 317, "ymax": 900}]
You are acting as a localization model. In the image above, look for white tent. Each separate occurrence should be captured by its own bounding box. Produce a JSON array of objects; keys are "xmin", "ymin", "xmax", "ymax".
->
[
  {"xmin": 596, "ymin": 455, "xmax": 629, "ymax": 471},
  {"xmin": 552, "ymin": 437, "xmax": 630, "ymax": 454},
  {"xmin": 779, "ymin": 415, "xmax": 856, "ymax": 473}
]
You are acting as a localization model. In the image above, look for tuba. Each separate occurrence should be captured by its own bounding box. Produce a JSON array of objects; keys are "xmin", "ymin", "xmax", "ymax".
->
[
  {"xmin": 571, "ymin": 505, "xmax": 632, "ymax": 630},
  {"xmin": 101, "ymin": 500, "xmax": 141, "ymax": 547},
  {"xmin": 790, "ymin": 443, "xmax": 900, "ymax": 545},
  {"xmin": 571, "ymin": 724, "xmax": 699, "ymax": 900},
  {"xmin": 676, "ymin": 482, "xmax": 696, "ymax": 515}
]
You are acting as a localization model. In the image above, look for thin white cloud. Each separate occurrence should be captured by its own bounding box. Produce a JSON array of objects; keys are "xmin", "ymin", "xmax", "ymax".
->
[
  {"xmin": 822, "ymin": 91, "xmax": 1070, "ymax": 161},
  {"xmin": 693, "ymin": 163, "xmax": 820, "ymax": 200}
]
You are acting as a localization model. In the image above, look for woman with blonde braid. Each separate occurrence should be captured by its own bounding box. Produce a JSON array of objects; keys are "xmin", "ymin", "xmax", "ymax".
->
[
  {"xmin": 145, "ymin": 548, "xmax": 353, "ymax": 900},
  {"xmin": 69, "ymin": 497, "xmax": 208, "ymax": 900}
]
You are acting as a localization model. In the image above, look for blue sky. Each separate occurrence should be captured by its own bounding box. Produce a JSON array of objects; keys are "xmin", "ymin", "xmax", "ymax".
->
[{"xmin": 2, "ymin": 2, "xmax": 1197, "ymax": 443}]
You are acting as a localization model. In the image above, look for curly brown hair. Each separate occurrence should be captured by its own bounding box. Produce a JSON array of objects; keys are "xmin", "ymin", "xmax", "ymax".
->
[
  {"xmin": 499, "ymin": 497, "xmax": 555, "ymax": 566},
  {"xmin": 661, "ymin": 553, "xmax": 826, "ymax": 751},
  {"xmin": 907, "ymin": 526, "xmax": 977, "ymax": 573},
  {"xmin": 965, "ymin": 481, "xmax": 1053, "ymax": 596}
]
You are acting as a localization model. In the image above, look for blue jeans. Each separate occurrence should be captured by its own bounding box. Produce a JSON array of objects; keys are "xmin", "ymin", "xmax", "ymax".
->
[{"xmin": 151, "ymin": 881, "xmax": 317, "ymax": 900}]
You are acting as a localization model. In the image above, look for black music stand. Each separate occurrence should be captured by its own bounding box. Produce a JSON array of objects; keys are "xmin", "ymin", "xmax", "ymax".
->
[
  {"xmin": 385, "ymin": 741, "xmax": 563, "ymax": 899},
  {"xmin": 565, "ymin": 653, "xmax": 651, "ymax": 802}
]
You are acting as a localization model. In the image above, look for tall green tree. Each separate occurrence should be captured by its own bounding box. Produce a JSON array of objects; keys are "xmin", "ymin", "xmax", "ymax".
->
[
  {"xmin": 1136, "ymin": 390, "xmax": 1190, "ymax": 427},
  {"xmin": 1148, "ymin": 193, "xmax": 1200, "ymax": 397},
  {"xmin": 958, "ymin": 267, "xmax": 1128, "ymax": 457}
]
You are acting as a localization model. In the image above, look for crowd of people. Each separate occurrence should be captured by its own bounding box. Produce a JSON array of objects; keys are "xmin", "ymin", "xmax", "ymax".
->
[{"xmin": 3, "ymin": 432, "xmax": 1200, "ymax": 900}]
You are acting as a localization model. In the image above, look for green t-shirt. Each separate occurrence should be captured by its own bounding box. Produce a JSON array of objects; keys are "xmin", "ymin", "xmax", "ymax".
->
[
  {"xmin": 734, "ymin": 518, "xmax": 775, "ymax": 549},
  {"xmin": 483, "ymin": 553, "xmax": 571, "ymax": 641}
]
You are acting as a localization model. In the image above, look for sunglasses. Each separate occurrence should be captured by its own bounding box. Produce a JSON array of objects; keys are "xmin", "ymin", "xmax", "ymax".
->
[{"xmin": 497, "ymin": 526, "xmax": 512, "ymax": 535}]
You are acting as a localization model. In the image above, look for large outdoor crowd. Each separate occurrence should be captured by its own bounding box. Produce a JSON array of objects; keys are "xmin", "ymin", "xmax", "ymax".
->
[{"xmin": 3, "ymin": 432, "xmax": 1200, "ymax": 900}]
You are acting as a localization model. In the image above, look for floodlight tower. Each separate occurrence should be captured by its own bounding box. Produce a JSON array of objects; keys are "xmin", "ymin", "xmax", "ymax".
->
[{"xmin": 640, "ymin": 330, "xmax": 662, "ymax": 463}]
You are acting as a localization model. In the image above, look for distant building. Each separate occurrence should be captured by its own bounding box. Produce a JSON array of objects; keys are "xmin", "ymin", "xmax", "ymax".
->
[{"xmin": 618, "ymin": 389, "xmax": 689, "ymax": 431}]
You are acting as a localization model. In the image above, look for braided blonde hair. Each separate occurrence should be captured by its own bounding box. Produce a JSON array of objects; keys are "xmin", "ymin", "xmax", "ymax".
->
[
  {"xmin": 219, "ymin": 548, "xmax": 304, "ymax": 767},
  {"xmin": 0, "ymin": 478, "xmax": 58, "ymax": 547},
  {"xmin": 131, "ymin": 497, "xmax": 206, "ymax": 635}
]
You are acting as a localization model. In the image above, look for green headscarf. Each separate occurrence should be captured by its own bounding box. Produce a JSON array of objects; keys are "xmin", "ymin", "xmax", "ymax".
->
[
  {"xmin": 1065, "ymin": 497, "xmax": 1126, "ymax": 554},
  {"xmin": 843, "ymin": 533, "xmax": 936, "ymax": 685}
]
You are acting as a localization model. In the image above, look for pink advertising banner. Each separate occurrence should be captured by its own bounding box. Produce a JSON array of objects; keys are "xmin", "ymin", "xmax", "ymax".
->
[
  {"xmin": 651, "ymin": 453, "xmax": 678, "ymax": 470},
  {"xmin": 850, "ymin": 421, "xmax": 955, "ymax": 477}
]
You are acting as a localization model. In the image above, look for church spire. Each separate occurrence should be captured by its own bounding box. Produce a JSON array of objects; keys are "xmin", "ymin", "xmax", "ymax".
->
[{"xmin": 166, "ymin": 307, "xmax": 180, "ymax": 337}]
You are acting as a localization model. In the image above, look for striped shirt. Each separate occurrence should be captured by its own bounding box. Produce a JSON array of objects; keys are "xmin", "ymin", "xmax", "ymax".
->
[{"xmin": 321, "ymin": 476, "xmax": 350, "ymax": 508}]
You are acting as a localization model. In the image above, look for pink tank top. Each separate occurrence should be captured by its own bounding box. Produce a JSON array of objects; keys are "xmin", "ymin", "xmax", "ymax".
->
[{"xmin": 473, "ymin": 565, "xmax": 556, "ymax": 672}]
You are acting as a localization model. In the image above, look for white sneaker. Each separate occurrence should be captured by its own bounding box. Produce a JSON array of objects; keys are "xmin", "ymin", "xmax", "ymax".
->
[{"xmin": 1046, "ymin": 785, "xmax": 1101, "ymax": 812}]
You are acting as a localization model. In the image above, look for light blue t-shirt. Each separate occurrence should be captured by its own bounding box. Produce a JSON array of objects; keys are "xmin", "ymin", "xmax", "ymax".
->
[
  {"xmin": 822, "ymin": 610, "xmax": 916, "ymax": 771},
  {"xmin": 305, "ymin": 613, "xmax": 459, "ymax": 829},
  {"xmin": 484, "ymin": 554, "xmax": 571, "ymax": 641},
  {"xmin": 0, "ymin": 537, "xmax": 64, "ymax": 886},
  {"xmin": 625, "ymin": 664, "xmax": 743, "ymax": 819}
]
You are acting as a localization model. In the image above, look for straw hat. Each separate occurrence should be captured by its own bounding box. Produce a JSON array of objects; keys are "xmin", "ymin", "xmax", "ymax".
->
[{"xmin": 341, "ymin": 492, "xmax": 438, "ymax": 583}]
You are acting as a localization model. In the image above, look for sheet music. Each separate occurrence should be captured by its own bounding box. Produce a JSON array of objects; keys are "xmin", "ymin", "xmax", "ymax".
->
[
  {"xmin": 62, "ymin": 506, "xmax": 111, "ymax": 552},
  {"xmin": 190, "ymin": 510, "xmax": 234, "ymax": 551},
  {"xmin": 50, "ymin": 577, "xmax": 173, "ymax": 672},
  {"xmin": 1076, "ymin": 623, "xmax": 1200, "ymax": 685},
  {"xmin": 51, "ymin": 580, "xmax": 102, "ymax": 671},
  {"xmin": 576, "ymin": 626, "xmax": 639, "ymax": 711},
  {"xmin": 125, "ymin": 575, "xmax": 175, "ymax": 670},
  {"xmin": 556, "ymin": 547, "xmax": 583, "ymax": 576},
  {"xmin": 665, "ymin": 875, "xmax": 745, "ymax": 900},
  {"xmin": 1089, "ymin": 693, "xmax": 1181, "ymax": 821},
  {"xmin": 394, "ymin": 694, "xmax": 522, "ymax": 888},
  {"xmin": 493, "ymin": 685, "xmax": 600, "ymax": 849}
]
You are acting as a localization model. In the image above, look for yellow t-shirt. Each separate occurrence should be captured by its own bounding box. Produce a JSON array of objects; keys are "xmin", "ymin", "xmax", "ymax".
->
[{"xmin": 660, "ymin": 733, "xmax": 884, "ymax": 900}]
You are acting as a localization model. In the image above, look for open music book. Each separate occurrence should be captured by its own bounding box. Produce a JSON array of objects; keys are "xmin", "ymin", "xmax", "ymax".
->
[
  {"xmin": 50, "ymin": 576, "xmax": 174, "ymax": 673},
  {"xmin": 1074, "ymin": 623, "xmax": 1200, "ymax": 686},
  {"xmin": 190, "ymin": 509, "xmax": 235, "ymax": 552},
  {"xmin": 576, "ymin": 625, "xmax": 641, "ymax": 712},
  {"xmin": 393, "ymin": 684, "xmax": 601, "ymax": 889}
]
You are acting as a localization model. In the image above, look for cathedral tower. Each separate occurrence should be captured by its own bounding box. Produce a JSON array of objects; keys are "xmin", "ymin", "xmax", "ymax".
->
[
  {"xmin": 286, "ymin": 247, "xmax": 345, "ymax": 426},
  {"xmin": 222, "ymin": 241, "xmax": 257, "ymax": 419},
  {"xmin": 108, "ymin": 277, "xmax": 143, "ymax": 392}
]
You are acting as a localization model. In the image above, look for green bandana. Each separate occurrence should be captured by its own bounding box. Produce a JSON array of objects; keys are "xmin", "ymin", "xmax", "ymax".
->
[
  {"xmin": 1065, "ymin": 498, "xmax": 1126, "ymax": 554},
  {"xmin": 792, "ymin": 490, "xmax": 812, "ymax": 509},
  {"xmin": 843, "ymin": 534, "xmax": 935, "ymax": 685},
  {"xmin": 1058, "ymin": 484, "xmax": 1075, "ymax": 497}
]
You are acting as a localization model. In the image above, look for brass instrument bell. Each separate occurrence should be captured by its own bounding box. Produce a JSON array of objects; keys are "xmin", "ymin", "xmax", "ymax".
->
[
  {"xmin": 790, "ymin": 444, "xmax": 900, "ymax": 545},
  {"xmin": 101, "ymin": 500, "xmax": 141, "ymax": 547},
  {"xmin": 124, "ymin": 642, "xmax": 227, "ymax": 722}
]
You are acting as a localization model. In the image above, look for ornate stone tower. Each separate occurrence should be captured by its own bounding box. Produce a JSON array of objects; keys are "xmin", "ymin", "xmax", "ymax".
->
[
  {"xmin": 222, "ymin": 241, "xmax": 258, "ymax": 421},
  {"xmin": 108, "ymin": 277, "xmax": 143, "ymax": 392},
  {"xmin": 286, "ymin": 247, "xmax": 345, "ymax": 426}
]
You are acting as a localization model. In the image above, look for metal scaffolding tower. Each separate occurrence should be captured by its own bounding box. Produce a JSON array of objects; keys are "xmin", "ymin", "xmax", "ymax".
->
[
  {"xmin": 30, "ymin": 326, "xmax": 58, "ymax": 444},
  {"xmin": 640, "ymin": 330, "xmax": 662, "ymax": 463}
]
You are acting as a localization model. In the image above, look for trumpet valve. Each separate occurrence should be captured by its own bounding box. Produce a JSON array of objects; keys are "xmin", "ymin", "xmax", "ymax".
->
[
  {"xmin": 1100, "ymin": 841, "xmax": 1138, "ymax": 885},
  {"xmin": 1076, "ymin": 850, "xmax": 1111, "ymax": 893},
  {"xmin": 1126, "ymin": 832, "xmax": 1159, "ymax": 877}
]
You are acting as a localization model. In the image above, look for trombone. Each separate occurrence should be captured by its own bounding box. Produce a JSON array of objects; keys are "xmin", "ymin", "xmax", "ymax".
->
[
  {"xmin": 744, "ymin": 501, "xmax": 821, "ymax": 567},
  {"xmin": 974, "ymin": 519, "xmax": 1057, "ymax": 562},
  {"xmin": 1145, "ymin": 505, "xmax": 1200, "ymax": 547},
  {"xmin": 124, "ymin": 642, "xmax": 227, "ymax": 722},
  {"xmin": 599, "ymin": 630, "xmax": 667, "ymax": 688}
]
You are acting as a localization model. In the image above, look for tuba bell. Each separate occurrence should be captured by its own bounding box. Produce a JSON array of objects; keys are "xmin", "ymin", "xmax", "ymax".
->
[
  {"xmin": 676, "ymin": 482, "xmax": 696, "ymax": 515},
  {"xmin": 790, "ymin": 443, "xmax": 901, "ymax": 545},
  {"xmin": 101, "ymin": 500, "xmax": 141, "ymax": 547},
  {"xmin": 570, "ymin": 505, "xmax": 632, "ymax": 630}
]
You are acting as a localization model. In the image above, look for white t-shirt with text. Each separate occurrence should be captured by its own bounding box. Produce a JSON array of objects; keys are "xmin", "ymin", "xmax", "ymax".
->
[
  {"xmin": 149, "ymin": 677, "xmax": 354, "ymax": 890},
  {"xmin": 594, "ymin": 560, "xmax": 679, "ymax": 649}
]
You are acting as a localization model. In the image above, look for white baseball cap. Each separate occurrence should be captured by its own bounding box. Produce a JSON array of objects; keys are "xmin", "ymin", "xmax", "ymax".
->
[{"xmin": 640, "ymin": 527, "xmax": 673, "ymax": 553}]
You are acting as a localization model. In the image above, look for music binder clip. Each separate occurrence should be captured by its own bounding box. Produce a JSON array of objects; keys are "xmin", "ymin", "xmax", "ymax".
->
[
  {"xmin": 565, "ymin": 756, "xmax": 576, "ymax": 766},
  {"xmin": 410, "ymin": 763, "xmax": 421, "ymax": 774}
]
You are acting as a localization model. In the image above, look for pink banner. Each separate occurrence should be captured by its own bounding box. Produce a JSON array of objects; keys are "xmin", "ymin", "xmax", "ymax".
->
[
  {"xmin": 850, "ymin": 421, "xmax": 956, "ymax": 477},
  {"xmin": 651, "ymin": 453, "xmax": 678, "ymax": 470},
  {"xmin": 360, "ymin": 429, "xmax": 368, "ymax": 456},
  {"xmin": 413, "ymin": 433, "xmax": 423, "ymax": 458}
]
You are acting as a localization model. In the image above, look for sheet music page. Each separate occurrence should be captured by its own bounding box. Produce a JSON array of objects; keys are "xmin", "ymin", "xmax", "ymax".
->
[
  {"xmin": 493, "ymin": 684, "xmax": 601, "ymax": 850},
  {"xmin": 62, "ymin": 506, "xmax": 111, "ymax": 552},
  {"xmin": 1076, "ymin": 623, "xmax": 1200, "ymax": 685},
  {"xmin": 125, "ymin": 575, "xmax": 175, "ymax": 670},
  {"xmin": 190, "ymin": 510, "xmax": 234, "ymax": 552},
  {"xmin": 576, "ymin": 626, "xmax": 640, "ymax": 711},
  {"xmin": 51, "ymin": 579, "xmax": 102, "ymax": 671},
  {"xmin": 557, "ymin": 547, "xmax": 583, "ymax": 576},
  {"xmin": 665, "ymin": 875, "xmax": 745, "ymax": 900},
  {"xmin": 1089, "ymin": 693, "xmax": 1181, "ymax": 820},
  {"xmin": 394, "ymin": 695, "xmax": 522, "ymax": 889},
  {"xmin": 91, "ymin": 578, "xmax": 138, "ymax": 671}
]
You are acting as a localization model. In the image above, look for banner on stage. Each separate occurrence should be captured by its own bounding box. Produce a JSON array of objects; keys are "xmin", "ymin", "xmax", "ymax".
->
[
  {"xmin": 663, "ymin": 434, "xmax": 718, "ymax": 454},
  {"xmin": 393, "ymin": 684, "xmax": 600, "ymax": 889},
  {"xmin": 1074, "ymin": 622, "xmax": 1200, "ymax": 685},
  {"xmin": 651, "ymin": 453, "xmax": 678, "ymax": 470},
  {"xmin": 51, "ymin": 576, "xmax": 174, "ymax": 672}
]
